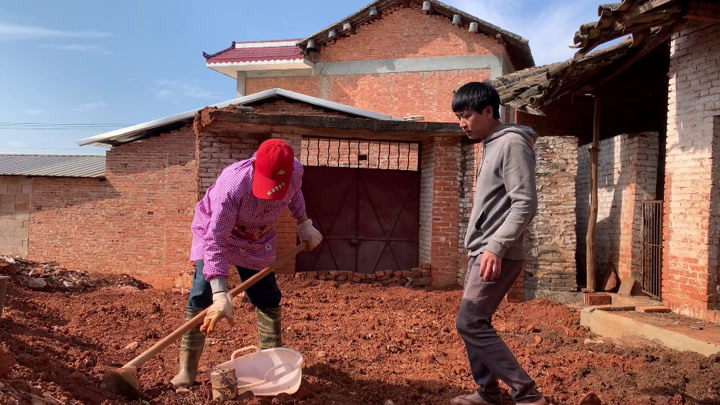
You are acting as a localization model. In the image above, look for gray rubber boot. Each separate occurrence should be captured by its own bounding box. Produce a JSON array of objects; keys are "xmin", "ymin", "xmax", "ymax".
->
[
  {"xmin": 170, "ymin": 308, "xmax": 206, "ymax": 387},
  {"xmin": 257, "ymin": 306, "xmax": 282, "ymax": 349}
]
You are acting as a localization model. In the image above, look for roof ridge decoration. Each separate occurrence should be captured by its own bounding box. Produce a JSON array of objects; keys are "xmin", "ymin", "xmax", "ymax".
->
[{"xmin": 295, "ymin": 0, "xmax": 534, "ymax": 69}]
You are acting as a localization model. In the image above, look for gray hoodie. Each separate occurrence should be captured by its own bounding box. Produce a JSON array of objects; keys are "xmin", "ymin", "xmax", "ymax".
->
[{"xmin": 465, "ymin": 124, "xmax": 538, "ymax": 260}]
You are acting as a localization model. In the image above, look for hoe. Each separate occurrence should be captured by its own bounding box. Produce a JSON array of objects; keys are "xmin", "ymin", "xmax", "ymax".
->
[{"xmin": 101, "ymin": 242, "xmax": 307, "ymax": 399}]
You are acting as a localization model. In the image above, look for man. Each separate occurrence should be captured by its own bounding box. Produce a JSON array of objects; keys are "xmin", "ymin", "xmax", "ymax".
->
[
  {"xmin": 450, "ymin": 82, "xmax": 545, "ymax": 405},
  {"xmin": 171, "ymin": 138, "xmax": 323, "ymax": 387}
]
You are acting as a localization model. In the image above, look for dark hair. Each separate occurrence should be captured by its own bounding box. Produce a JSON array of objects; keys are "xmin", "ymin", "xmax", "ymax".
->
[{"xmin": 452, "ymin": 81, "xmax": 500, "ymax": 119}]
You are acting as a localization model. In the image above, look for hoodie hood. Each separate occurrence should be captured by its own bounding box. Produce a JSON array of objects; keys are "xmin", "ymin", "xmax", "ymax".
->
[{"xmin": 485, "ymin": 124, "xmax": 538, "ymax": 147}]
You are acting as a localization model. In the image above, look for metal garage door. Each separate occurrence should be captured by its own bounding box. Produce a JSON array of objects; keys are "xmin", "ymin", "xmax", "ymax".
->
[{"xmin": 296, "ymin": 139, "xmax": 420, "ymax": 273}]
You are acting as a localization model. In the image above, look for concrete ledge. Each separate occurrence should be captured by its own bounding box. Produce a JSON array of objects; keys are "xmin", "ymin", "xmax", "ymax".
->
[{"xmin": 580, "ymin": 307, "xmax": 720, "ymax": 357}]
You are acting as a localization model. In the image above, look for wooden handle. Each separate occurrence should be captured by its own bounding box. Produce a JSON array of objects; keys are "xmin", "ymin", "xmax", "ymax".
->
[{"xmin": 124, "ymin": 242, "xmax": 307, "ymax": 368}]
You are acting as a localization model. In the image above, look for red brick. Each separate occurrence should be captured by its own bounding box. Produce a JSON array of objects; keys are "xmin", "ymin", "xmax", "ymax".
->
[
  {"xmin": 584, "ymin": 293, "xmax": 612, "ymax": 306},
  {"xmin": 635, "ymin": 306, "xmax": 671, "ymax": 313}
]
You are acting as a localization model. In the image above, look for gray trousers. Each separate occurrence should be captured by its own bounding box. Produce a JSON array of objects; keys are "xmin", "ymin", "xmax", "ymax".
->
[{"xmin": 455, "ymin": 255, "xmax": 543, "ymax": 404}]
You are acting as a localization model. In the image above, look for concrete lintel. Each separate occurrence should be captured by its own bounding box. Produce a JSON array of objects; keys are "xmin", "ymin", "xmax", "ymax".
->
[
  {"xmin": 243, "ymin": 55, "xmax": 509, "ymax": 79},
  {"xmin": 580, "ymin": 307, "xmax": 720, "ymax": 357},
  {"xmin": 245, "ymin": 69, "xmax": 313, "ymax": 79},
  {"xmin": 315, "ymin": 55, "xmax": 507, "ymax": 77}
]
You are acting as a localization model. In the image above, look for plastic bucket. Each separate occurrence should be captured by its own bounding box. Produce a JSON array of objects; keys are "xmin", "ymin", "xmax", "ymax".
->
[{"xmin": 212, "ymin": 345, "xmax": 303, "ymax": 396}]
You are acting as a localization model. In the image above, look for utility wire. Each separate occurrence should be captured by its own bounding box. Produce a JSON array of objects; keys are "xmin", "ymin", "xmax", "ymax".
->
[{"xmin": 0, "ymin": 121, "xmax": 129, "ymax": 130}]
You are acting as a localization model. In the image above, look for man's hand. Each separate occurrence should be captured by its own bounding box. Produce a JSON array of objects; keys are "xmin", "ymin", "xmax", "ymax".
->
[
  {"xmin": 200, "ymin": 292, "xmax": 234, "ymax": 334},
  {"xmin": 478, "ymin": 250, "xmax": 502, "ymax": 281},
  {"xmin": 297, "ymin": 219, "xmax": 323, "ymax": 251}
]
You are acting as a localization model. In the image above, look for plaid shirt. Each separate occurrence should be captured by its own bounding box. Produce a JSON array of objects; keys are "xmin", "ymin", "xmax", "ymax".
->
[{"xmin": 190, "ymin": 154, "xmax": 305, "ymax": 280}]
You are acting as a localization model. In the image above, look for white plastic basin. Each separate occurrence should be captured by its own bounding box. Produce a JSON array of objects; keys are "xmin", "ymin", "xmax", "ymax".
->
[{"xmin": 212, "ymin": 345, "xmax": 304, "ymax": 396}]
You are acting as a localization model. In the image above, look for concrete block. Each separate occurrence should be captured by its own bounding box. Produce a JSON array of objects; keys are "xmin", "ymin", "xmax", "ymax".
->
[
  {"xmin": 635, "ymin": 306, "xmax": 671, "ymax": 313},
  {"xmin": 618, "ymin": 277, "xmax": 641, "ymax": 297},
  {"xmin": 580, "ymin": 307, "xmax": 719, "ymax": 356}
]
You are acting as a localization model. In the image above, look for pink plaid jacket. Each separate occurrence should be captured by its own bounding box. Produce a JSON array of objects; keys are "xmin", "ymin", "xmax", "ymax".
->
[{"xmin": 190, "ymin": 155, "xmax": 305, "ymax": 280}]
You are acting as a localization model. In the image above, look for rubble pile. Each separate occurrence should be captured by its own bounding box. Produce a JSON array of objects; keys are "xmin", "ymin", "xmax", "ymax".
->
[{"xmin": 0, "ymin": 256, "xmax": 150, "ymax": 291}]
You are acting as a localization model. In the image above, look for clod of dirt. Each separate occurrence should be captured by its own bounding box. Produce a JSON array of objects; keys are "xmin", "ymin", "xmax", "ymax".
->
[
  {"xmin": 272, "ymin": 392, "xmax": 295, "ymax": 404},
  {"xmin": 580, "ymin": 392, "xmax": 602, "ymax": 405},
  {"xmin": 0, "ymin": 343, "xmax": 15, "ymax": 378}
]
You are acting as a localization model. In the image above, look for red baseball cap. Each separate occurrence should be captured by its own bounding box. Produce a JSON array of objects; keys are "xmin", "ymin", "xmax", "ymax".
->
[{"xmin": 253, "ymin": 139, "xmax": 295, "ymax": 200}]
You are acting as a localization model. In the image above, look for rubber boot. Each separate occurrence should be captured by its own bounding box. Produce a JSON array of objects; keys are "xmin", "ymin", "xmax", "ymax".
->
[
  {"xmin": 257, "ymin": 306, "xmax": 282, "ymax": 349},
  {"xmin": 170, "ymin": 308, "xmax": 206, "ymax": 387}
]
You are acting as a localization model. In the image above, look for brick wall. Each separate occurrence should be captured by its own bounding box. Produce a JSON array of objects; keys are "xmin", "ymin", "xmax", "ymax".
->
[
  {"xmin": 0, "ymin": 176, "xmax": 31, "ymax": 258},
  {"xmin": 29, "ymin": 127, "xmax": 198, "ymax": 288},
  {"xmin": 317, "ymin": 5, "xmax": 506, "ymax": 62},
  {"xmin": 244, "ymin": 3, "xmax": 505, "ymax": 122},
  {"xmin": 457, "ymin": 142, "xmax": 481, "ymax": 283},
  {"xmin": 419, "ymin": 140, "xmax": 433, "ymax": 267},
  {"xmin": 524, "ymin": 136, "xmax": 579, "ymax": 295},
  {"xmin": 301, "ymin": 138, "xmax": 419, "ymax": 170},
  {"xmin": 250, "ymin": 99, "xmax": 351, "ymax": 118},
  {"xmin": 663, "ymin": 22, "xmax": 720, "ymax": 319},
  {"xmin": 419, "ymin": 137, "xmax": 461, "ymax": 287},
  {"xmin": 246, "ymin": 71, "xmax": 490, "ymax": 123},
  {"xmin": 577, "ymin": 132, "xmax": 659, "ymax": 287}
]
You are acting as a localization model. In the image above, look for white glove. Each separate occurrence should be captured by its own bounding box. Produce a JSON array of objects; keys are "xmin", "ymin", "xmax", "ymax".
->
[
  {"xmin": 200, "ymin": 279, "xmax": 234, "ymax": 334},
  {"xmin": 297, "ymin": 219, "xmax": 323, "ymax": 251}
]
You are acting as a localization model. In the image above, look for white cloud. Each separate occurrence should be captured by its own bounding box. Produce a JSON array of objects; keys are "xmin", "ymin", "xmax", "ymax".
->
[
  {"xmin": 8, "ymin": 141, "xmax": 25, "ymax": 148},
  {"xmin": 0, "ymin": 23, "xmax": 110, "ymax": 40},
  {"xmin": 38, "ymin": 43, "xmax": 110, "ymax": 54},
  {"xmin": 155, "ymin": 80, "xmax": 217, "ymax": 100},
  {"xmin": 25, "ymin": 109, "xmax": 45, "ymax": 115},
  {"xmin": 156, "ymin": 89, "xmax": 174, "ymax": 97},
  {"xmin": 523, "ymin": 2, "xmax": 599, "ymax": 65},
  {"xmin": 74, "ymin": 101, "xmax": 109, "ymax": 112},
  {"xmin": 445, "ymin": 0, "xmax": 599, "ymax": 66}
]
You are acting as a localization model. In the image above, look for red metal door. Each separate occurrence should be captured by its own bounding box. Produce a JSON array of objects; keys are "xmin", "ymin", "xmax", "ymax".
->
[{"xmin": 296, "ymin": 167, "xmax": 419, "ymax": 273}]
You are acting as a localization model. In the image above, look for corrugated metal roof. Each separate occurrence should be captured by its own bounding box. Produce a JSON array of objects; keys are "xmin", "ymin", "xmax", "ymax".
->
[
  {"xmin": 76, "ymin": 88, "xmax": 400, "ymax": 148},
  {"xmin": 0, "ymin": 154, "xmax": 105, "ymax": 178}
]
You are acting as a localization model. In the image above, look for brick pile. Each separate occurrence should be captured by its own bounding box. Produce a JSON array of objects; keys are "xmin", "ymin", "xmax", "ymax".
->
[{"xmin": 294, "ymin": 264, "xmax": 432, "ymax": 288}]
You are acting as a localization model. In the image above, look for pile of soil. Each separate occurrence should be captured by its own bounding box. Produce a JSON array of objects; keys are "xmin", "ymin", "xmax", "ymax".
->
[{"xmin": 0, "ymin": 259, "xmax": 718, "ymax": 404}]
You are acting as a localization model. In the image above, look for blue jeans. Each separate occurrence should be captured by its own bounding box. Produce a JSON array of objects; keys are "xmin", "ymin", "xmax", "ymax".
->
[{"xmin": 187, "ymin": 260, "xmax": 282, "ymax": 311}]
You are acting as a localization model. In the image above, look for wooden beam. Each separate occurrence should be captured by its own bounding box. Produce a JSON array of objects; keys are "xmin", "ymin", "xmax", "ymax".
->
[
  {"xmin": 687, "ymin": 0, "xmax": 720, "ymax": 23},
  {"xmin": 587, "ymin": 19, "xmax": 687, "ymax": 91},
  {"xmin": 622, "ymin": 0, "xmax": 677, "ymax": 20},
  {"xmin": 194, "ymin": 109, "xmax": 463, "ymax": 142},
  {"xmin": 586, "ymin": 96, "xmax": 601, "ymax": 292}
]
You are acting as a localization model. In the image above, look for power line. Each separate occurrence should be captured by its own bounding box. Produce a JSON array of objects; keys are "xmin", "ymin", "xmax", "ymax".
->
[
  {"xmin": 0, "ymin": 146, "xmax": 100, "ymax": 151},
  {"xmin": 0, "ymin": 121, "xmax": 129, "ymax": 126},
  {"xmin": 0, "ymin": 121, "xmax": 129, "ymax": 130}
]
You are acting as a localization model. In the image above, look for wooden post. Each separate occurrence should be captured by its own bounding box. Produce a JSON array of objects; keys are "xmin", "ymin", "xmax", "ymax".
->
[{"xmin": 586, "ymin": 96, "xmax": 600, "ymax": 291}]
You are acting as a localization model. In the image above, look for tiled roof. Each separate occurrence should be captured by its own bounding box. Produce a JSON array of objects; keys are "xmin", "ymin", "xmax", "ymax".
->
[
  {"xmin": 0, "ymin": 154, "xmax": 105, "ymax": 178},
  {"xmin": 572, "ymin": 0, "xmax": 689, "ymax": 55},
  {"xmin": 204, "ymin": 40, "xmax": 304, "ymax": 65},
  {"xmin": 494, "ymin": 0, "xmax": 697, "ymax": 115}
]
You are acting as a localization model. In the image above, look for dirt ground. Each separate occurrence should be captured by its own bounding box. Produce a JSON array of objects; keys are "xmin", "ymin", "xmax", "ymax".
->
[{"xmin": 0, "ymin": 259, "xmax": 718, "ymax": 405}]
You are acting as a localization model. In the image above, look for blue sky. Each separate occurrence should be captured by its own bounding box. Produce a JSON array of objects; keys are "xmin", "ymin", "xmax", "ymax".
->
[{"xmin": 0, "ymin": 0, "xmax": 601, "ymax": 155}]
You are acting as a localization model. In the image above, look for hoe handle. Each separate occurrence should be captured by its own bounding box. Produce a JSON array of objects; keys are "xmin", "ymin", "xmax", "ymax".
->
[{"xmin": 124, "ymin": 242, "xmax": 308, "ymax": 369}]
